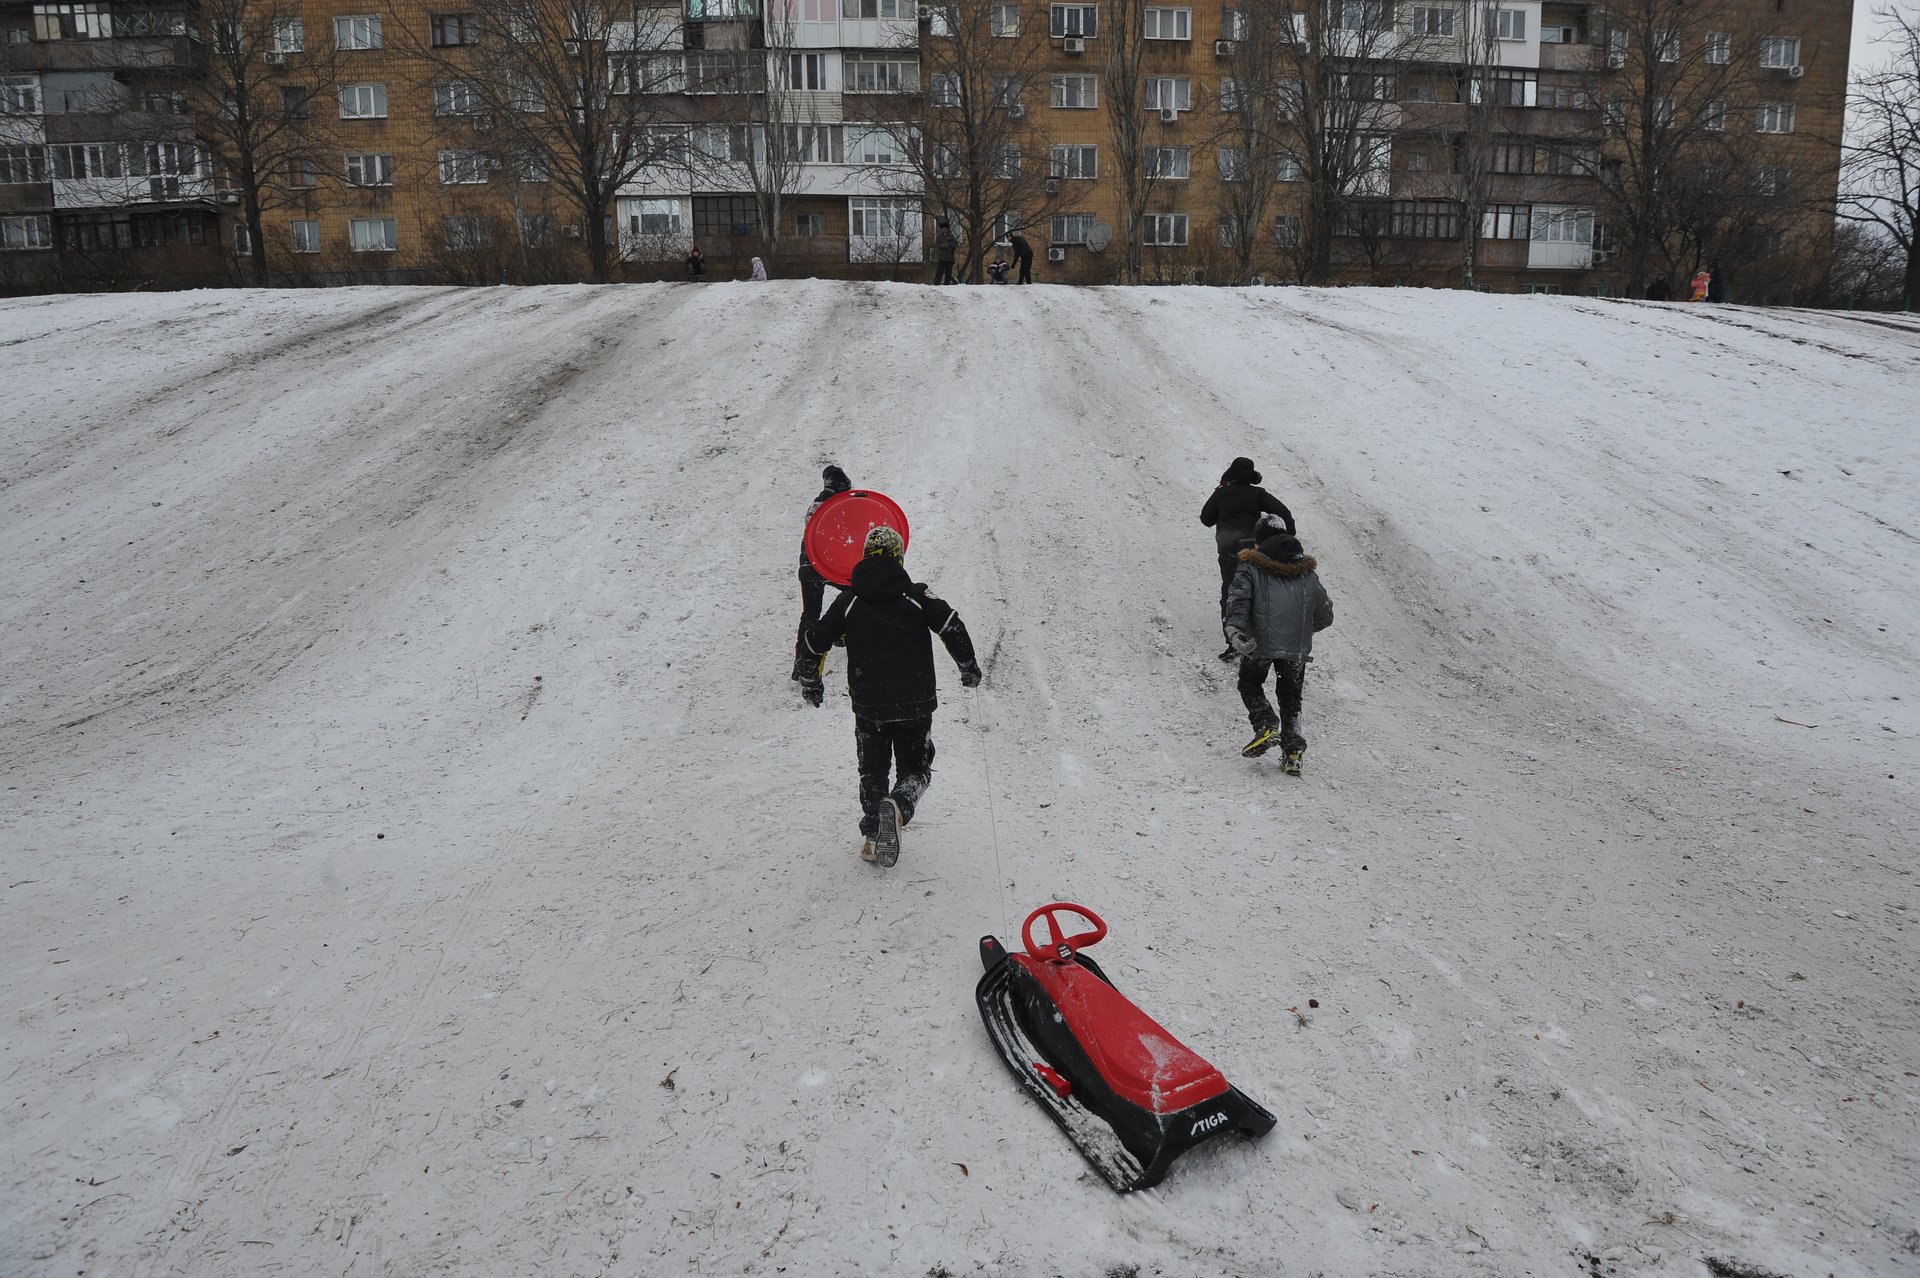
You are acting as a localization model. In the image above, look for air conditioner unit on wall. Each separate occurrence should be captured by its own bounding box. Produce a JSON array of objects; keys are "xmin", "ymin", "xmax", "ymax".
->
[
  {"xmin": 1786, "ymin": 64, "xmax": 1805, "ymax": 79},
  {"xmin": 1007, "ymin": 102, "xmax": 1025, "ymax": 117},
  {"xmin": 264, "ymin": 50, "xmax": 286, "ymax": 66},
  {"xmin": 1158, "ymin": 106, "xmax": 1177, "ymax": 122},
  {"xmin": 1063, "ymin": 36, "xmax": 1084, "ymax": 54},
  {"xmin": 1047, "ymin": 246, "xmax": 1066, "ymax": 261},
  {"xmin": 218, "ymin": 190, "xmax": 241, "ymax": 204},
  {"xmin": 1214, "ymin": 39, "xmax": 1234, "ymax": 56}
]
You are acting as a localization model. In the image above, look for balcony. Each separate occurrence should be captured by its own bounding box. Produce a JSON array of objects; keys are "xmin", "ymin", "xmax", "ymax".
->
[
  {"xmin": 1539, "ymin": 42, "xmax": 1596, "ymax": 72},
  {"xmin": 2, "ymin": 35, "xmax": 206, "ymax": 75}
]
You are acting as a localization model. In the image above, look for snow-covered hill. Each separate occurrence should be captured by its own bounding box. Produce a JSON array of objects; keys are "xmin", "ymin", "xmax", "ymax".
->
[{"xmin": 2, "ymin": 282, "xmax": 1915, "ymax": 1277}]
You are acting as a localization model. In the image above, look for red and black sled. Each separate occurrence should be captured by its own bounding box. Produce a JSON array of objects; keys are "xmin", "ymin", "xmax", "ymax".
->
[{"xmin": 976, "ymin": 903, "xmax": 1276, "ymax": 1192}]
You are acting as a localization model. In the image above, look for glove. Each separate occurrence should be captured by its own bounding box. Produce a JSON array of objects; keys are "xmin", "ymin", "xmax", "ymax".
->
[
  {"xmin": 1225, "ymin": 627, "xmax": 1257, "ymax": 658},
  {"xmin": 802, "ymin": 683, "xmax": 823, "ymax": 707},
  {"xmin": 960, "ymin": 663, "xmax": 982, "ymax": 688}
]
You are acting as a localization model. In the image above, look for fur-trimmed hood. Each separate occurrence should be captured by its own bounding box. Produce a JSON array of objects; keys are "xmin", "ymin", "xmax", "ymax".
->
[{"xmin": 1238, "ymin": 548, "xmax": 1318, "ymax": 577}]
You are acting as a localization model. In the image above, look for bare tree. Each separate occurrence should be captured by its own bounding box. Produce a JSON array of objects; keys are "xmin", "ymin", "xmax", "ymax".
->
[
  {"xmin": 1837, "ymin": 7, "xmax": 1920, "ymax": 310},
  {"xmin": 892, "ymin": 0, "xmax": 1071, "ymax": 281},
  {"xmin": 191, "ymin": 0, "xmax": 345, "ymax": 284},
  {"xmin": 394, "ymin": 0, "xmax": 687, "ymax": 283},
  {"xmin": 1265, "ymin": 0, "xmax": 1403, "ymax": 284},
  {"xmin": 1210, "ymin": 0, "xmax": 1293, "ymax": 283},
  {"xmin": 1101, "ymin": 0, "xmax": 1215, "ymax": 283},
  {"xmin": 1579, "ymin": 0, "xmax": 1772, "ymax": 292}
]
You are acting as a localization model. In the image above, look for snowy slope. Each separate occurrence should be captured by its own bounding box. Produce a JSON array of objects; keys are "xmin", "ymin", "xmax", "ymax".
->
[{"xmin": 1, "ymin": 282, "xmax": 1915, "ymax": 1278}]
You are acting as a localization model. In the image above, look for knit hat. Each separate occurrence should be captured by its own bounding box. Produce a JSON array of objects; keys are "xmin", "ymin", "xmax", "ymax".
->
[
  {"xmin": 863, "ymin": 526, "xmax": 905, "ymax": 561},
  {"xmin": 821, "ymin": 464, "xmax": 851, "ymax": 493},
  {"xmin": 1222, "ymin": 457, "xmax": 1261, "ymax": 485},
  {"xmin": 1259, "ymin": 534, "xmax": 1304, "ymax": 562},
  {"xmin": 1254, "ymin": 511, "xmax": 1291, "ymax": 538}
]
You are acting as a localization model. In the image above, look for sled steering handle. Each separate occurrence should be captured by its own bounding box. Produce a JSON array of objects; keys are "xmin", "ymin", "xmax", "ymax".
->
[{"xmin": 1021, "ymin": 902, "xmax": 1108, "ymax": 962}]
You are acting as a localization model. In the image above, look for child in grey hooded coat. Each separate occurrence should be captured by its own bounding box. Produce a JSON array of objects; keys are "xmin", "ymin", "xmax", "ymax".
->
[{"xmin": 1223, "ymin": 528, "xmax": 1333, "ymax": 771}]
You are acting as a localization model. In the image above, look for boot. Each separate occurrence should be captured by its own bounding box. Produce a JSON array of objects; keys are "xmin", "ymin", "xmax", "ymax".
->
[
  {"xmin": 1280, "ymin": 715, "xmax": 1303, "ymax": 752},
  {"xmin": 1241, "ymin": 723, "xmax": 1278, "ymax": 758}
]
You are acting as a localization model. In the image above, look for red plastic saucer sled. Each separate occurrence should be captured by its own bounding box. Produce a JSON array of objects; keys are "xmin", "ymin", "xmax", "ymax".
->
[
  {"xmin": 977, "ymin": 903, "xmax": 1275, "ymax": 1192},
  {"xmin": 803, "ymin": 489, "xmax": 910, "ymax": 588}
]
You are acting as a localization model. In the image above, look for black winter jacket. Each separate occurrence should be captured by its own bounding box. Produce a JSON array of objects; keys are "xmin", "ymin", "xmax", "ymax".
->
[
  {"xmin": 803, "ymin": 558, "xmax": 977, "ymax": 721},
  {"xmin": 1200, "ymin": 484, "xmax": 1294, "ymax": 557},
  {"xmin": 798, "ymin": 483, "xmax": 838, "ymax": 576}
]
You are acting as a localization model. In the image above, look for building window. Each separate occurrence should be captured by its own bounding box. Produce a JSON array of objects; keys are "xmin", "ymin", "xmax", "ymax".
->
[
  {"xmin": 434, "ymin": 81, "xmax": 481, "ymax": 115},
  {"xmin": 142, "ymin": 89, "xmax": 187, "ymax": 113},
  {"xmin": 1336, "ymin": 71, "xmax": 1395, "ymax": 101},
  {"xmin": 615, "ymin": 54, "xmax": 684, "ymax": 94},
  {"xmin": 1220, "ymin": 7, "xmax": 1246, "ymax": 40},
  {"xmin": 1051, "ymin": 74, "xmax": 1097, "ymax": 108},
  {"xmin": 1049, "ymin": 4, "xmax": 1097, "ymax": 37},
  {"xmin": 1141, "ymin": 212, "xmax": 1189, "ymax": 246},
  {"xmin": 1144, "ymin": 7, "xmax": 1191, "ymax": 39},
  {"xmin": 1536, "ymin": 84, "xmax": 1590, "ymax": 110},
  {"xmin": 686, "ymin": 51, "xmax": 764, "ymax": 93},
  {"xmin": 290, "ymin": 219, "xmax": 320, "ymax": 252},
  {"xmin": 1273, "ymin": 213, "xmax": 1300, "ymax": 247},
  {"xmin": 848, "ymin": 196, "xmax": 913, "ymax": 239},
  {"xmin": 519, "ymin": 214, "xmax": 553, "ymax": 245},
  {"xmin": 1752, "ymin": 165, "xmax": 1789, "ymax": 196},
  {"xmin": 285, "ymin": 155, "xmax": 316, "ymax": 187},
  {"xmin": 438, "ymin": 149, "xmax": 489, "ymax": 183},
  {"xmin": 1704, "ymin": 31, "xmax": 1730, "ymax": 64},
  {"xmin": 1, "ymin": 144, "xmax": 46, "ymax": 183},
  {"xmin": 995, "ymin": 143, "xmax": 1021, "ymax": 177},
  {"xmin": 233, "ymin": 221, "xmax": 251, "ymax": 254},
  {"xmin": 344, "ymin": 152, "xmax": 393, "ymax": 185},
  {"xmin": 1049, "ymin": 144, "xmax": 1097, "ymax": 178},
  {"xmin": 1390, "ymin": 199, "xmax": 1457, "ymax": 238},
  {"xmin": 1410, "ymin": 5, "xmax": 1453, "ymax": 36},
  {"xmin": 787, "ymin": 51, "xmax": 827, "ymax": 89},
  {"xmin": 990, "ymin": 2, "xmax": 1018, "ymax": 35},
  {"xmin": 518, "ymin": 152, "xmax": 550, "ymax": 181},
  {"xmin": 1050, "ymin": 211, "xmax": 1093, "ymax": 243},
  {"xmin": 1406, "ymin": 152, "xmax": 1430, "ymax": 172},
  {"xmin": 2, "ymin": 75, "xmax": 42, "ymax": 113},
  {"xmin": 795, "ymin": 211, "xmax": 824, "ymax": 236},
  {"xmin": 1492, "ymin": 6, "xmax": 1525, "ymax": 40},
  {"xmin": 1143, "ymin": 146, "xmax": 1189, "ymax": 178},
  {"xmin": 32, "ymin": 3, "xmax": 111, "ymax": 39},
  {"xmin": 1529, "ymin": 206, "xmax": 1591, "ymax": 243},
  {"xmin": 281, "ymin": 86, "xmax": 311, "ymax": 119},
  {"xmin": 1481, "ymin": 203, "xmax": 1528, "ymax": 238},
  {"xmin": 1144, "ymin": 77, "xmax": 1192, "ymax": 111},
  {"xmin": 1654, "ymin": 95, "xmax": 1674, "ymax": 127},
  {"xmin": 1218, "ymin": 147, "xmax": 1246, "ymax": 180},
  {"xmin": 786, "ymin": 123, "xmax": 844, "ymax": 162},
  {"xmin": 1276, "ymin": 153, "xmax": 1302, "ymax": 180},
  {"xmin": 1702, "ymin": 99, "xmax": 1726, "ymax": 131},
  {"xmin": 840, "ymin": 0, "xmax": 911, "ymax": 16},
  {"xmin": 1755, "ymin": 101, "xmax": 1795, "ymax": 133},
  {"xmin": 845, "ymin": 56, "xmax": 917, "ymax": 92},
  {"xmin": 1, "ymin": 213, "xmax": 52, "ymax": 249},
  {"xmin": 431, "ymin": 13, "xmax": 478, "ymax": 45},
  {"xmin": 1758, "ymin": 36, "xmax": 1799, "ymax": 68},
  {"xmin": 348, "ymin": 217, "xmax": 396, "ymax": 251},
  {"xmin": 1654, "ymin": 28, "xmax": 1677, "ymax": 62},
  {"xmin": 1217, "ymin": 76, "xmax": 1240, "ymax": 110},
  {"xmin": 992, "ymin": 76, "xmax": 1022, "ymax": 108},
  {"xmin": 624, "ymin": 199, "xmax": 682, "ymax": 238},
  {"xmin": 271, "ymin": 18, "xmax": 304, "ymax": 51},
  {"xmin": 334, "ymin": 15, "xmax": 382, "ymax": 49},
  {"xmin": 443, "ymin": 215, "xmax": 491, "ymax": 249},
  {"xmin": 340, "ymin": 83, "xmax": 388, "ymax": 118},
  {"xmin": 49, "ymin": 142, "xmax": 125, "ymax": 179},
  {"xmin": 1491, "ymin": 139, "xmax": 1535, "ymax": 173},
  {"xmin": 994, "ymin": 210, "xmax": 1022, "ymax": 240},
  {"xmin": 848, "ymin": 126, "xmax": 904, "ymax": 164},
  {"xmin": 929, "ymin": 72, "xmax": 960, "ymax": 105},
  {"xmin": 1471, "ymin": 68, "xmax": 1535, "ymax": 107}
]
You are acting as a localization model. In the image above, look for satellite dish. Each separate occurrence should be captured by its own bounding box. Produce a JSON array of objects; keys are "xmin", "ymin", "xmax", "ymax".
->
[{"xmin": 1086, "ymin": 222, "xmax": 1113, "ymax": 252}]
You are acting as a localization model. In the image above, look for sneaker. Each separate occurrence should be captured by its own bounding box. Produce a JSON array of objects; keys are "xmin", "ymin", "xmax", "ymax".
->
[
  {"xmin": 1241, "ymin": 724, "xmax": 1278, "ymax": 758},
  {"xmin": 859, "ymin": 839, "xmax": 877, "ymax": 863},
  {"xmin": 872, "ymin": 797, "xmax": 902, "ymax": 867},
  {"xmin": 1281, "ymin": 748, "xmax": 1304, "ymax": 776},
  {"xmin": 1217, "ymin": 647, "xmax": 1238, "ymax": 663},
  {"xmin": 800, "ymin": 680, "xmax": 823, "ymax": 707}
]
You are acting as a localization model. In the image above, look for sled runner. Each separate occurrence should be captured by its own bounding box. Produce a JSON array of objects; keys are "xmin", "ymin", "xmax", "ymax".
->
[{"xmin": 976, "ymin": 903, "xmax": 1275, "ymax": 1192}]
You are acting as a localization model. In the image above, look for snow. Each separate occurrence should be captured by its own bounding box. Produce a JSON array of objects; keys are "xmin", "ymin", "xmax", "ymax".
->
[{"xmin": 2, "ymin": 281, "xmax": 1916, "ymax": 1276}]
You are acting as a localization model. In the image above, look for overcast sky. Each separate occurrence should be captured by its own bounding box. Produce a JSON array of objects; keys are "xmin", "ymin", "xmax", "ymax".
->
[{"xmin": 1851, "ymin": 0, "xmax": 1918, "ymax": 74}]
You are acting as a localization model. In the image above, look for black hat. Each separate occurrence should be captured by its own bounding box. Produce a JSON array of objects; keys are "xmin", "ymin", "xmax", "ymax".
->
[
  {"xmin": 1259, "ymin": 534, "xmax": 1304, "ymax": 562},
  {"xmin": 821, "ymin": 464, "xmax": 851, "ymax": 493},
  {"xmin": 1222, "ymin": 456, "xmax": 1261, "ymax": 485}
]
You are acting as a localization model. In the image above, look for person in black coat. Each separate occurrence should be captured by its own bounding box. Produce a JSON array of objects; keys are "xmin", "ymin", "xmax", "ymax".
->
[
  {"xmin": 1645, "ymin": 273, "xmax": 1671, "ymax": 301},
  {"xmin": 1008, "ymin": 232, "xmax": 1035, "ymax": 284},
  {"xmin": 1199, "ymin": 456, "xmax": 1295, "ymax": 660},
  {"xmin": 793, "ymin": 464, "xmax": 853, "ymax": 701},
  {"xmin": 802, "ymin": 527, "xmax": 981, "ymax": 866},
  {"xmin": 686, "ymin": 246, "xmax": 707, "ymax": 281},
  {"xmin": 1707, "ymin": 261, "xmax": 1727, "ymax": 303}
]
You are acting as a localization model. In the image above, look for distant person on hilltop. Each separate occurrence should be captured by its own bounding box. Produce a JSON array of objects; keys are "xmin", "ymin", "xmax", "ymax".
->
[
  {"xmin": 1690, "ymin": 268, "xmax": 1711, "ymax": 302},
  {"xmin": 1707, "ymin": 262, "xmax": 1727, "ymax": 303},
  {"xmin": 1223, "ymin": 529, "xmax": 1333, "ymax": 777},
  {"xmin": 793, "ymin": 464, "xmax": 852, "ymax": 704},
  {"xmin": 1008, "ymin": 231, "xmax": 1035, "ymax": 284},
  {"xmin": 801, "ymin": 527, "xmax": 982, "ymax": 868},
  {"xmin": 987, "ymin": 255, "xmax": 1010, "ymax": 284},
  {"xmin": 1645, "ymin": 274, "xmax": 1671, "ymax": 302},
  {"xmin": 932, "ymin": 220, "xmax": 958, "ymax": 286},
  {"xmin": 1200, "ymin": 457, "xmax": 1295, "ymax": 662},
  {"xmin": 750, "ymin": 256, "xmax": 768, "ymax": 282},
  {"xmin": 686, "ymin": 246, "xmax": 707, "ymax": 282}
]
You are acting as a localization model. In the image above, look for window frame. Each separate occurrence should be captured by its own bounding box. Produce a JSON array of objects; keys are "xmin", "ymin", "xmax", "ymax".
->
[
  {"xmin": 1048, "ymin": 4, "xmax": 1097, "ymax": 38},
  {"xmin": 1754, "ymin": 100, "xmax": 1795, "ymax": 134},
  {"xmin": 1143, "ymin": 7, "xmax": 1191, "ymax": 40},
  {"xmin": 1049, "ymin": 143, "xmax": 1098, "ymax": 179},
  {"xmin": 347, "ymin": 216, "xmax": 397, "ymax": 251},
  {"xmin": 344, "ymin": 151, "xmax": 393, "ymax": 186},
  {"xmin": 290, "ymin": 219, "xmax": 320, "ymax": 253},
  {"xmin": 339, "ymin": 82, "xmax": 389, "ymax": 119},
  {"xmin": 430, "ymin": 13, "xmax": 479, "ymax": 46},
  {"xmin": 333, "ymin": 14, "xmax": 382, "ymax": 50},
  {"xmin": 1141, "ymin": 212, "xmax": 1189, "ymax": 246},
  {"xmin": 1050, "ymin": 74, "xmax": 1098, "ymax": 109}
]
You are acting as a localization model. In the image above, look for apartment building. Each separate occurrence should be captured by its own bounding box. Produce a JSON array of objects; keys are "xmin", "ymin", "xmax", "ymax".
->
[
  {"xmin": 0, "ymin": 0, "xmax": 1850, "ymax": 294},
  {"xmin": 1, "ymin": 0, "xmax": 222, "ymax": 290}
]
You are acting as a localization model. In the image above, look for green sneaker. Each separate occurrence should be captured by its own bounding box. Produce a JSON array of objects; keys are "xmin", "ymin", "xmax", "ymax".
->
[
  {"xmin": 1241, "ymin": 725, "xmax": 1278, "ymax": 758},
  {"xmin": 1281, "ymin": 748, "xmax": 1304, "ymax": 776}
]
